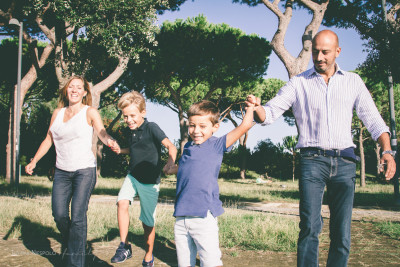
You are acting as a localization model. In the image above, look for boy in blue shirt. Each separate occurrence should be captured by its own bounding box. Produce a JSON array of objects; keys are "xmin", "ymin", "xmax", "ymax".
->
[
  {"xmin": 111, "ymin": 91, "xmax": 177, "ymax": 266},
  {"xmin": 168, "ymin": 99, "xmax": 255, "ymax": 266}
]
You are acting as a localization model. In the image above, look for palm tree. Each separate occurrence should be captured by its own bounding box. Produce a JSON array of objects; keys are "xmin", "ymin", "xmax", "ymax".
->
[{"xmin": 283, "ymin": 135, "xmax": 299, "ymax": 182}]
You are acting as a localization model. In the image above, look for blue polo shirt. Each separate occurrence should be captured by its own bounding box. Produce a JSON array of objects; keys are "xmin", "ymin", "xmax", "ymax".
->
[{"xmin": 174, "ymin": 135, "xmax": 232, "ymax": 218}]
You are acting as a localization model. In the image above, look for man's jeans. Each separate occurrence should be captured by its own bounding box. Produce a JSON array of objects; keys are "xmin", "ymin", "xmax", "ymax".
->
[
  {"xmin": 52, "ymin": 167, "xmax": 96, "ymax": 267},
  {"xmin": 297, "ymin": 153, "xmax": 356, "ymax": 267}
]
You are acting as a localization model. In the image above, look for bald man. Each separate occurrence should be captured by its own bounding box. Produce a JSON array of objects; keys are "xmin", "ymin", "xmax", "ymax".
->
[{"xmin": 247, "ymin": 30, "xmax": 396, "ymax": 267}]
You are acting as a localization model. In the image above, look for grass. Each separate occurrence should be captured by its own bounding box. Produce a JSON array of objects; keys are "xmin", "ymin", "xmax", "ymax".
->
[
  {"xmin": 0, "ymin": 194, "xmax": 299, "ymax": 252},
  {"xmin": 374, "ymin": 221, "xmax": 400, "ymax": 240},
  {"xmin": 0, "ymin": 175, "xmax": 399, "ymax": 253}
]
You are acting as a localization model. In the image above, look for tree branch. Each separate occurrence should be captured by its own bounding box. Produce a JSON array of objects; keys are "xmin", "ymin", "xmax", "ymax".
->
[
  {"xmin": 262, "ymin": 0, "xmax": 329, "ymax": 78},
  {"xmin": 35, "ymin": 3, "xmax": 55, "ymax": 44},
  {"xmin": 91, "ymin": 55, "xmax": 130, "ymax": 107}
]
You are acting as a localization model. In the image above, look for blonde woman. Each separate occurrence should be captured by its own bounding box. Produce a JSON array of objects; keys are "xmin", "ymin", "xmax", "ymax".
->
[{"xmin": 25, "ymin": 76, "xmax": 118, "ymax": 267}]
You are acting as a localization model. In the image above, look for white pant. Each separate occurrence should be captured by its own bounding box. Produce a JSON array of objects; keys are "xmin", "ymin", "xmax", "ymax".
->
[{"xmin": 174, "ymin": 211, "xmax": 223, "ymax": 267}]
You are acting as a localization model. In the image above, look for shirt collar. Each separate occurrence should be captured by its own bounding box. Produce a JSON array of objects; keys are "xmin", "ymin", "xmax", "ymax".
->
[
  {"xmin": 308, "ymin": 63, "xmax": 344, "ymax": 78},
  {"xmin": 133, "ymin": 118, "xmax": 148, "ymax": 132},
  {"xmin": 189, "ymin": 136, "xmax": 216, "ymax": 147}
]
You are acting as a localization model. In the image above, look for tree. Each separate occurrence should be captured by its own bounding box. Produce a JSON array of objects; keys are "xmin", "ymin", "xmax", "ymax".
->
[
  {"xmin": 1, "ymin": 2, "xmax": 55, "ymax": 181},
  {"xmin": 233, "ymin": 0, "xmax": 330, "ymax": 129},
  {"xmin": 350, "ymin": 68, "xmax": 400, "ymax": 186},
  {"xmin": 130, "ymin": 15, "xmax": 272, "ymax": 151},
  {"xmin": 282, "ymin": 135, "xmax": 298, "ymax": 182},
  {"xmin": 249, "ymin": 138, "xmax": 292, "ymax": 179},
  {"xmin": 218, "ymin": 78, "xmax": 285, "ymax": 178},
  {"xmin": 0, "ymin": 0, "xmax": 185, "ymax": 181},
  {"xmin": 323, "ymin": 0, "xmax": 400, "ymax": 83},
  {"xmin": 233, "ymin": 0, "xmax": 330, "ymax": 79}
]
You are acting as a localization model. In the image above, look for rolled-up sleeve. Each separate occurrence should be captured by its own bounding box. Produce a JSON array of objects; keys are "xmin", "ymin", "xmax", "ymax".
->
[
  {"xmin": 355, "ymin": 78, "xmax": 390, "ymax": 141},
  {"xmin": 261, "ymin": 81, "xmax": 296, "ymax": 125}
]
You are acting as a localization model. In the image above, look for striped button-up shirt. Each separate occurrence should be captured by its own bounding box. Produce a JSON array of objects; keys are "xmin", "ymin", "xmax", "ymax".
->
[{"xmin": 261, "ymin": 65, "xmax": 389, "ymax": 149}]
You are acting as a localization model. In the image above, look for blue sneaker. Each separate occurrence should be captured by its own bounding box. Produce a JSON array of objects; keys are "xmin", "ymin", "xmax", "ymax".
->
[
  {"xmin": 111, "ymin": 242, "xmax": 132, "ymax": 263},
  {"xmin": 142, "ymin": 255, "xmax": 154, "ymax": 267}
]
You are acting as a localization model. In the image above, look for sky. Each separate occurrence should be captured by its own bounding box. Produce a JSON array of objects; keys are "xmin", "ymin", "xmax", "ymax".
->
[{"xmin": 144, "ymin": 0, "xmax": 368, "ymax": 150}]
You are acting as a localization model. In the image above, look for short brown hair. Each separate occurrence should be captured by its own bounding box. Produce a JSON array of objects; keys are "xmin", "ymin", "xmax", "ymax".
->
[
  {"xmin": 58, "ymin": 76, "xmax": 92, "ymax": 108},
  {"xmin": 187, "ymin": 100, "xmax": 220, "ymax": 125},
  {"xmin": 117, "ymin": 91, "xmax": 146, "ymax": 112}
]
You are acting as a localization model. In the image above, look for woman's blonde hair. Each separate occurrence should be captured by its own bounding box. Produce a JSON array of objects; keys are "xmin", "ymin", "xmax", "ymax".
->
[
  {"xmin": 58, "ymin": 76, "xmax": 92, "ymax": 108},
  {"xmin": 117, "ymin": 91, "xmax": 146, "ymax": 112}
]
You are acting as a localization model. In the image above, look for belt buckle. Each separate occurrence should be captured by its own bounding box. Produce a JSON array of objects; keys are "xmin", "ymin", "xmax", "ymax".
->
[{"xmin": 333, "ymin": 149, "xmax": 339, "ymax": 157}]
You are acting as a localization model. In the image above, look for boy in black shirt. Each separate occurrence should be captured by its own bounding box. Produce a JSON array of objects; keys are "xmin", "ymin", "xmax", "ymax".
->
[{"xmin": 111, "ymin": 91, "xmax": 177, "ymax": 266}]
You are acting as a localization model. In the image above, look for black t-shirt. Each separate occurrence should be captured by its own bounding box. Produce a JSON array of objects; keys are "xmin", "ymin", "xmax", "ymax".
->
[{"xmin": 128, "ymin": 119, "xmax": 167, "ymax": 184}]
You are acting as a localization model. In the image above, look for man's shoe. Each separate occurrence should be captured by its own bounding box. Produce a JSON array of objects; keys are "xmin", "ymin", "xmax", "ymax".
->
[
  {"xmin": 111, "ymin": 242, "xmax": 132, "ymax": 263},
  {"xmin": 142, "ymin": 255, "xmax": 154, "ymax": 267}
]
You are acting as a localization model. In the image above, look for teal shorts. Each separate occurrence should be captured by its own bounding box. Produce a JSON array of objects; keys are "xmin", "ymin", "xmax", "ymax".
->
[{"xmin": 117, "ymin": 174, "xmax": 160, "ymax": 227}]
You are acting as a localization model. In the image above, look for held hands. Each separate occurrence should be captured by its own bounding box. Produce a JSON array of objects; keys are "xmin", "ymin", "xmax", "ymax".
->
[
  {"xmin": 163, "ymin": 162, "xmax": 178, "ymax": 175},
  {"xmin": 245, "ymin": 95, "xmax": 261, "ymax": 108},
  {"xmin": 108, "ymin": 139, "xmax": 121, "ymax": 154},
  {"xmin": 379, "ymin": 154, "xmax": 396, "ymax": 181}
]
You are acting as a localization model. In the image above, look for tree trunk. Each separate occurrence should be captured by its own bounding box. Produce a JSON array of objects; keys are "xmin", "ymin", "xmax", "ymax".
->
[
  {"xmin": 179, "ymin": 110, "xmax": 188, "ymax": 154},
  {"xmin": 375, "ymin": 143, "xmax": 381, "ymax": 179},
  {"xmin": 292, "ymin": 151, "xmax": 296, "ymax": 182},
  {"xmin": 264, "ymin": 0, "xmax": 330, "ymax": 78},
  {"xmin": 239, "ymin": 133, "xmax": 248, "ymax": 179},
  {"xmin": 359, "ymin": 127, "xmax": 366, "ymax": 187},
  {"xmin": 6, "ymin": 95, "xmax": 15, "ymax": 183},
  {"xmin": 226, "ymin": 114, "xmax": 248, "ymax": 179},
  {"xmin": 83, "ymin": 56, "xmax": 128, "ymax": 178},
  {"xmin": 5, "ymin": 43, "xmax": 54, "ymax": 182}
]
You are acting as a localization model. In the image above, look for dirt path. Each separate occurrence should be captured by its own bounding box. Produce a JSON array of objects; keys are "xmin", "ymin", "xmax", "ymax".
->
[
  {"xmin": 239, "ymin": 201, "xmax": 400, "ymax": 222},
  {"xmin": 1, "ymin": 196, "xmax": 399, "ymax": 266}
]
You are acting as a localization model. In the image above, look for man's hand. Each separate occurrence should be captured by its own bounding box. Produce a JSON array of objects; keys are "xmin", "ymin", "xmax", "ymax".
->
[
  {"xmin": 245, "ymin": 95, "xmax": 261, "ymax": 107},
  {"xmin": 380, "ymin": 154, "xmax": 396, "ymax": 181}
]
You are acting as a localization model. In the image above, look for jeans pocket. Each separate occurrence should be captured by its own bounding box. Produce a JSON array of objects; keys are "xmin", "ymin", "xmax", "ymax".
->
[
  {"xmin": 300, "ymin": 152, "xmax": 319, "ymax": 160},
  {"xmin": 340, "ymin": 157, "xmax": 356, "ymax": 164}
]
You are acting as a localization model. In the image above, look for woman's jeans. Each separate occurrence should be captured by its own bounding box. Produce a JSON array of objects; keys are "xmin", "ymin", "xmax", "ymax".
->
[
  {"xmin": 297, "ymin": 153, "xmax": 356, "ymax": 267},
  {"xmin": 52, "ymin": 167, "xmax": 96, "ymax": 267}
]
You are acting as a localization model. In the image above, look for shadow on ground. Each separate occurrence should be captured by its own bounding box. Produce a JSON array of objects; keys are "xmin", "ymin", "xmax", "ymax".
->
[{"xmin": 3, "ymin": 216, "xmax": 111, "ymax": 266}]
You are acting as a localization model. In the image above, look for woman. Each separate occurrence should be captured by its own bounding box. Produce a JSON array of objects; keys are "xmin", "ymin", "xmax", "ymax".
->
[{"xmin": 25, "ymin": 76, "xmax": 118, "ymax": 267}]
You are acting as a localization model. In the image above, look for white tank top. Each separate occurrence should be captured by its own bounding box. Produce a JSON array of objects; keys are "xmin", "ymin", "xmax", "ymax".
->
[{"xmin": 50, "ymin": 105, "xmax": 96, "ymax": 172}]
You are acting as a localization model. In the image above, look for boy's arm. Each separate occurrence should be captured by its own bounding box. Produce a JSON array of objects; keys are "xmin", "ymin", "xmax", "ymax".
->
[
  {"xmin": 226, "ymin": 105, "xmax": 255, "ymax": 148},
  {"xmin": 161, "ymin": 137, "xmax": 178, "ymax": 175},
  {"xmin": 246, "ymin": 94, "xmax": 265, "ymax": 123},
  {"xmin": 118, "ymin": 148, "xmax": 130, "ymax": 155}
]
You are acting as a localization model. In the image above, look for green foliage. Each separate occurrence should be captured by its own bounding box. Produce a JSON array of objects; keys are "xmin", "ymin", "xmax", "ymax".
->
[
  {"xmin": 323, "ymin": 0, "xmax": 400, "ymax": 83},
  {"xmin": 351, "ymin": 69, "xmax": 400, "ymax": 176},
  {"xmin": 24, "ymin": 0, "xmax": 165, "ymax": 60},
  {"xmin": 221, "ymin": 145, "xmax": 255, "ymax": 179},
  {"xmin": 129, "ymin": 14, "xmax": 271, "ymax": 113},
  {"xmin": 248, "ymin": 138, "xmax": 292, "ymax": 180},
  {"xmin": 0, "ymin": 38, "xmax": 58, "ymax": 176},
  {"xmin": 100, "ymin": 116, "xmax": 131, "ymax": 178},
  {"xmin": 20, "ymin": 100, "xmax": 58, "ymax": 176},
  {"xmin": 1, "ymin": 0, "xmax": 187, "ymax": 84},
  {"xmin": 282, "ymin": 135, "xmax": 298, "ymax": 155}
]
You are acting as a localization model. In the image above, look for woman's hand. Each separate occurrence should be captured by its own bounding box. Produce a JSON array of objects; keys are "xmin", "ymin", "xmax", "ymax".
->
[
  {"xmin": 108, "ymin": 139, "xmax": 121, "ymax": 154},
  {"xmin": 25, "ymin": 160, "xmax": 36, "ymax": 175}
]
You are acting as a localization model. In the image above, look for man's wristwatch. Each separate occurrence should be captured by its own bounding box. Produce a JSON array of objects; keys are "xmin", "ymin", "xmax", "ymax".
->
[{"xmin": 382, "ymin": 150, "xmax": 396, "ymax": 157}]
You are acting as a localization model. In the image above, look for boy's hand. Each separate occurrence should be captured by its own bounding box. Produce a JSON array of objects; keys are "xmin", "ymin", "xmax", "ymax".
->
[
  {"xmin": 108, "ymin": 139, "xmax": 121, "ymax": 154},
  {"xmin": 163, "ymin": 163, "xmax": 178, "ymax": 175}
]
